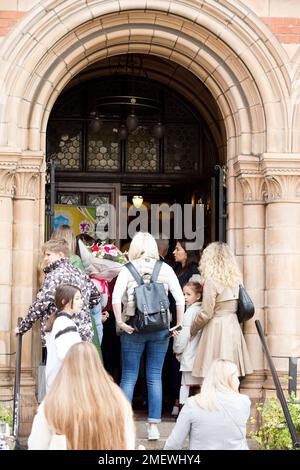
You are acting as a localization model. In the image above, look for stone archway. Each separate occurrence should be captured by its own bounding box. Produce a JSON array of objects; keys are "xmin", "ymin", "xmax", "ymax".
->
[{"xmin": 1, "ymin": 0, "xmax": 299, "ymax": 436}]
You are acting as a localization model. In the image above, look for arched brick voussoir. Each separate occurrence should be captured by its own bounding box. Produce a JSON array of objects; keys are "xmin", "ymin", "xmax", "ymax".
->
[
  {"xmin": 290, "ymin": 61, "xmax": 300, "ymax": 152},
  {"xmin": 1, "ymin": 1, "xmax": 289, "ymax": 96},
  {"xmin": 0, "ymin": 1, "xmax": 289, "ymax": 153},
  {"xmin": 33, "ymin": 39, "xmax": 249, "ymax": 149},
  {"xmin": 32, "ymin": 26, "xmax": 255, "ymax": 117}
]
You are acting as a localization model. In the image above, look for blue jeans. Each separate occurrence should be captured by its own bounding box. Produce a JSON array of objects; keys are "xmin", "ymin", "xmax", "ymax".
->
[
  {"xmin": 120, "ymin": 329, "xmax": 169, "ymax": 423},
  {"xmin": 91, "ymin": 303, "xmax": 103, "ymax": 345}
]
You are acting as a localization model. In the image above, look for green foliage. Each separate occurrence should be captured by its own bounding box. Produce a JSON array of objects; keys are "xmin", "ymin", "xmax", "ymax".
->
[
  {"xmin": 251, "ymin": 396, "xmax": 300, "ymax": 450},
  {"xmin": 0, "ymin": 402, "xmax": 13, "ymax": 429}
]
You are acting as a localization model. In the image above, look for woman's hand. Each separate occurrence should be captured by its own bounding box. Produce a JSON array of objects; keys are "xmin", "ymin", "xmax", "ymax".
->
[
  {"xmin": 117, "ymin": 321, "xmax": 135, "ymax": 334},
  {"xmin": 102, "ymin": 311, "xmax": 109, "ymax": 323},
  {"xmin": 169, "ymin": 324, "xmax": 182, "ymax": 338}
]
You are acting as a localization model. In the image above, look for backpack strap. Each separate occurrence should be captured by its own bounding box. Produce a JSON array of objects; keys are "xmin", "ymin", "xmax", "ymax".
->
[
  {"xmin": 150, "ymin": 260, "xmax": 163, "ymax": 283},
  {"xmin": 125, "ymin": 262, "xmax": 144, "ymax": 285}
]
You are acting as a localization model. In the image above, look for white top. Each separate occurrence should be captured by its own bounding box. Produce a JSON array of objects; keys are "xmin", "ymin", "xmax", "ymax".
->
[
  {"xmin": 28, "ymin": 401, "xmax": 136, "ymax": 450},
  {"xmin": 173, "ymin": 301, "xmax": 202, "ymax": 372},
  {"xmin": 112, "ymin": 259, "xmax": 185, "ymax": 306},
  {"xmin": 45, "ymin": 313, "xmax": 81, "ymax": 391},
  {"xmin": 164, "ymin": 392, "xmax": 251, "ymax": 450}
]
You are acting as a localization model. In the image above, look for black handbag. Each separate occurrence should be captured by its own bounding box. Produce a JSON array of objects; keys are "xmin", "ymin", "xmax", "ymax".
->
[
  {"xmin": 237, "ymin": 285, "xmax": 255, "ymax": 323},
  {"xmin": 125, "ymin": 260, "xmax": 170, "ymax": 333}
]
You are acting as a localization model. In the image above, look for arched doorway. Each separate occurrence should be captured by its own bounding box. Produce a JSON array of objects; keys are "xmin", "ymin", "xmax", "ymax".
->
[
  {"xmin": 46, "ymin": 54, "xmax": 224, "ymax": 249},
  {"xmin": 46, "ymin": 54, "xmax": 225, "ymax": 407},
  {"xmin": 0, "ymin": 0, "xmax": 294, "ymax": 437}
]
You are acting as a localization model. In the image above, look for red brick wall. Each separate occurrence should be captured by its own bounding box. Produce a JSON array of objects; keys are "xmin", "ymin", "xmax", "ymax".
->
[
  {"xmin": 0, "ymin": 10, "xmax": 299, "ymax": 45},
  {"xmin": 0, "ymin": 11, "xmax": 26, "ymax": 36},
  {"xmin": 262, "ymin": 17, "xmax": 300, "ymax": 44}
]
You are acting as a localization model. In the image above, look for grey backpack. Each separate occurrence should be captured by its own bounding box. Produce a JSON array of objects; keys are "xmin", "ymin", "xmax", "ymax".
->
[{"xmin": 125, "ymin": 260, "xmax": 170, "ymax": 333}]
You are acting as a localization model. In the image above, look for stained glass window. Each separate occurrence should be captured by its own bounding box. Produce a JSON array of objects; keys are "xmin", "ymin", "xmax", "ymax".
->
[
  {"xmin": 87, "ymin": 123, "xmax": 120, "ymax": 171},
  {"xmin": 164, "ymin": 125, "xmax": 199, "ymax": 172},
  {"xmin": 127, "ymin": 125, "xmax": 159, "ymax": 172},
  {"xmin": 57, "ymin": 193, "xmax": 81, "ymax": 205},
  {"xmin": 47, "ymin": 121, "xmax": 81, "ymax": 170}
]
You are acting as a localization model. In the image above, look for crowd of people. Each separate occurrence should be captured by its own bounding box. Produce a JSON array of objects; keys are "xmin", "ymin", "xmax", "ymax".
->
[{"xmin": 16, "ymin": 227, "xmax": 253, "ymax": 450}]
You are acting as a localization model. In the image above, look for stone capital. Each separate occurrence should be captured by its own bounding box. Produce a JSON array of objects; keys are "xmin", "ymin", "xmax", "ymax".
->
[
  {"xmin": 14, "ymin": 168, "xmax": 40, "ymax": 200},
  {"xmin": 263, "ymin": 174, "xmax": 300, "ymax": 203},
  {"xmin": 235, "ymin": 153, "xmax": 300, "ymax": 203},
  {"xmin": 0, "ymin": 163, "xmax": 17, "ymax": 197},
  {"xmin": 259, "ymin": 153, "xmax": 300, "ymax": 202},
  {"xmin": 237, "ymin": 175, "xmax": 266, "ymax": 204},
  {"xmin": 13, "ymin": 152, "xmax": 44, "ymax": 200},
  {"xmin": 234, "ymin": 155, "xmax": 265, "ymax": 203}
]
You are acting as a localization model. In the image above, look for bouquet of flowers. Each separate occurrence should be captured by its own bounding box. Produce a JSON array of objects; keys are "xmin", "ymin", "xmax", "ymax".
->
[{"xmin": 78, "ymin": 239, "xmax": 128, "ymax": 282}]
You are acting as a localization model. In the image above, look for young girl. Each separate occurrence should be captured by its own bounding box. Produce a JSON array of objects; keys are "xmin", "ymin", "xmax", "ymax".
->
[
  {"xmin": 173, "ymin": 281, "xmax": 203, "ymax": 405},
  {"xmin": 45, "ymin": 284, "xmax": 82, "ymax": 391}
]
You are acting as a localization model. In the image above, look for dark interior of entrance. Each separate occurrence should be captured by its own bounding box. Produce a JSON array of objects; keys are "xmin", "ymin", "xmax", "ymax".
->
[{"xmin": 45, "ymin": 53, "xmax": 226, "ymax": 412}]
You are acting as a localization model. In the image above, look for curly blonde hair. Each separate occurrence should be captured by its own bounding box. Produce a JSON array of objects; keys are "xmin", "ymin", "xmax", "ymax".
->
[{"xmin": 199, "ymin": 242, "xmax": 242, "ymax": 287}]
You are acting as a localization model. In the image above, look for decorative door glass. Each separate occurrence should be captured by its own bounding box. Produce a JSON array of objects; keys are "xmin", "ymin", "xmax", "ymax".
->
[
  {"xmin": 47, "ymin": 121, "xmax": 81, "ymax": 170},
  {"xmin": 57, "ymin": 193, "xmax": 82, "ymax": 205},
  {"xmin": 87, "ymin": 123, "xmax": 120, "ymax": 171},
  {"xmin": 127, "ymin": 125, "xmax": 159, "ymax": 172},
  {"xmin": 164, "ymin": 124, "xmax": 199, "ymax": 172}
]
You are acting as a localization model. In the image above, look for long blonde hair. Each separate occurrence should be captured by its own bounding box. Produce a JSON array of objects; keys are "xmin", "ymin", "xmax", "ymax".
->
[
  {"xmin": 51, "ymin": 225, "xmax": 76, "ymax": 255},
  {"xmin": 44, "ymin": 342, "xmax": 134, "ymax": 449},
  {"xmin": 195, "ymin": 359, "xmax": 239, "ymax": 411},
  {"xmin": 199, "ymin": 242, "xmax": 242, "ymax": 287},
  {"xmin": 128, "ymin": 232, "xmax": 159, "ymax": 261}
]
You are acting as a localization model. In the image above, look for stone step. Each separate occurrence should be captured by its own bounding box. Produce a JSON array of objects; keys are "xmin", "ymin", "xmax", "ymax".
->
[
  {"xmin": 136, "ymin": 438, "xmax": 168, "ymax": 451},
  {"xmin": 134, "ymin": 419, "xmax": 259, "ymax": 450},
  {"xmin": 135, "ymin": 419, "xmax": 176, "ymax": 439}
]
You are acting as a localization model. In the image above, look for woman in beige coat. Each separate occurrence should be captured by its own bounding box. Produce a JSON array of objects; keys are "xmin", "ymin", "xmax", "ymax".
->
[{"xmin": 191, "ymin": 242, "xmax": 253, "ymax": 379}]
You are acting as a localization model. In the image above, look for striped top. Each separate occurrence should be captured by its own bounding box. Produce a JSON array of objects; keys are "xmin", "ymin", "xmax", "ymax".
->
[{"xmin": 45, "ymin": 312, "xmax": 81, "ymax": 391}]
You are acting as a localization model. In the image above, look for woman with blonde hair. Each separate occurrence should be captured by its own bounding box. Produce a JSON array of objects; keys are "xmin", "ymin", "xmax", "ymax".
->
[
  {"xmin": 164, "ymin": 359, "xmax": 251, "ymax": 450},
  {"xmin": 112, "ymin": 232, "xmax": 185, "ymax": 441},
  {"xmin": 28, "ymin": 342, "xmax": 135, "ymax": 450},
  {"xmin": 191, "ymin": 242, "xmax": 253, "ymax": 379}
]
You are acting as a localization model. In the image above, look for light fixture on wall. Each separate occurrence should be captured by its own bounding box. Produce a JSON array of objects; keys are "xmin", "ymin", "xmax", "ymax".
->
[
  {"xmin": 152, "ymin": 121, "xmax": 166, "ymax": 139},
  {"xmin": 126, "ymin": 97, "xmax": 139, "ymax": 131},
  {"xmin": 118, "ymin": 124, "xmax": 129, "ymax": 140},
  {"xmin": 89, "ymin": 111, "xmax": 103, "ymax": 133},
  {"xmin": 132, "ymin": 195, "xmax": 143, "ymax": 208}
]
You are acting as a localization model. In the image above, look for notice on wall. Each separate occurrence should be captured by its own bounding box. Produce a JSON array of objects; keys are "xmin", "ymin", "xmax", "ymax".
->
[{"xmin": 54, "ymin": 205, "xmax": 96, "ymax": 236}]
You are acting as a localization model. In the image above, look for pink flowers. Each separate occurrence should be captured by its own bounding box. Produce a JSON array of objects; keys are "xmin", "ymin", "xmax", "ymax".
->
[
  {"xmin": 89, "ymin": 243, "xmax": 127, "ymax": 264},
  {"xmin": 78, "ymin": 239, "xmax": 128, "ymax": 282}
]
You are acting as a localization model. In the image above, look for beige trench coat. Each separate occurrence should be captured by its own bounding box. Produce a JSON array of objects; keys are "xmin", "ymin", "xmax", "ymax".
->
[{"xmin": 191, "ymin": 278, "xmax": 253, "ymax": 378}]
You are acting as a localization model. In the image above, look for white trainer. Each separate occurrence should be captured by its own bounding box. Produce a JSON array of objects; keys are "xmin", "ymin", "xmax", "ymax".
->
[{"xmin": 147, "ymin": 424, "xmax": 160, "ymax": 441}]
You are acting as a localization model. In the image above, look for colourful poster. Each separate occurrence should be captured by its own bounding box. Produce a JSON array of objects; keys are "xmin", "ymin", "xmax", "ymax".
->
[{"xmin": 54, "ymin": 205, "xmax": 96, "ymax": 236}]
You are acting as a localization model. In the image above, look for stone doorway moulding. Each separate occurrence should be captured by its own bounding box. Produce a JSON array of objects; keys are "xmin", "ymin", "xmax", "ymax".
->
[{"xmin": 1, "ymin": 0, "xmax": 299, "ymax": 435}]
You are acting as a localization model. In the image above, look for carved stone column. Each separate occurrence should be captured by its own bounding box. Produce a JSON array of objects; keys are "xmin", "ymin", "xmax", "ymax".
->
[
  {"xmin": 234, "ymin": 156, "xmax": 266, "ymax": 400},
  {"xmin": 12, "ymin": 158, "xmax": 43, "ymax": 440},
  {"xmin": 0, "ymin": 160, "xmax": 17, "ymax": 399},
  {"xmin": 262, "ymin": 153, "xmax": 300, "ymax": 396}
]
